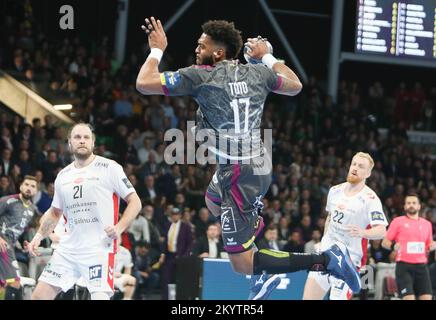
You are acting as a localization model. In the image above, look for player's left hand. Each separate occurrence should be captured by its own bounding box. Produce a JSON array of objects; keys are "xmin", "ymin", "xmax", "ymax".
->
[
  {"xmin": 430, "ymin": 241, "xmax": 436, "ymax": 251},
  {"xmin": 346, "ymin": 225, "xmax": 364, "ymax": 238},
  {"xmin": 141, "ymin": 16, "xmax": 167, "ymax": 51},
  {"xmin": 104, "ymin": 225, "xmax": 119, "ymax": 240},
  {"xmin": 244, "ymin": 36, "xmax": 270, "ymax": 60}
]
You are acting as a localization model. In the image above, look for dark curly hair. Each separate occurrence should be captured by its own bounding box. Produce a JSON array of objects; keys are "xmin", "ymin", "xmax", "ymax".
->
[{"xmin": 201, "ymin": 20, "xmax": 243, "ymax": 59}]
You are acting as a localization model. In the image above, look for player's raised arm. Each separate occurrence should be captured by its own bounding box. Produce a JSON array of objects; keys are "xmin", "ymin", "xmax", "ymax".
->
[
  {"xmin": 245, "ymin": 37, "xmax": 302, "ymax": 96},
  {"xmin": 136, "ymin": 16, "xmax": 167, "ymax": 95}
]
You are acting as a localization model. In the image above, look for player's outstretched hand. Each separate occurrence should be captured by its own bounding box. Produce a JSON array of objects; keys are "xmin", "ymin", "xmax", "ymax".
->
[
  {"xmin": 25, "ymin": 234, "xmax": 43, "ymax": 257},
  {"xmin": 346, "ymin": 225, "xmax": 364, "ymax": 238},
  {"xmin": 141, "ymin": 16, "xmax": 167, "ymax": 51},
  {"xmin": 104, "ymin": 225, "xmax": 119, "ymax": 240},
  {"xmin": 244, "ymin": 36, "xmax": 270, "ymax": 61}
]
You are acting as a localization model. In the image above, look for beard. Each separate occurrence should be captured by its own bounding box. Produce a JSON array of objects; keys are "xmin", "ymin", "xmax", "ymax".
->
[
  {"xmin": 198, "ymin": 54, "xmax": 214, "ymax": 66},
  {"xmin": 405, "ymin": 208, "xmax": 419, "ymax": 215},
  {"xmin": 346, "ymin": 173, "xmax": 363, "ymax": 184},
  {"xmin": 21, "ymin": 192, "xmax": 33, "ymax": 201},
  {"xmin": 73, "ymin": 147, "xmax": 92, "ymax": 160}
]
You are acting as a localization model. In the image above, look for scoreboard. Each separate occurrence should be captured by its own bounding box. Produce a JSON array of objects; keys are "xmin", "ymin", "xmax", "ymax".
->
[{"xmin": 355, "ymin": 0, "xmax": 436, "ymax": 61}]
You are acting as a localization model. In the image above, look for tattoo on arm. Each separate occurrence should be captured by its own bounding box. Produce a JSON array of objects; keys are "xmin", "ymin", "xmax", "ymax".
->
[{"xmin": 40, "ymin": 218, "xmax": 57, "ymax": 237}]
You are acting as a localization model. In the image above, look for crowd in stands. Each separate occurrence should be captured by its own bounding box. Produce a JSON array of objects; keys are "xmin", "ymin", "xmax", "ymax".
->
[{"xmin": 1, "ymin": 1, "xmax": 436, "ymax": 299}]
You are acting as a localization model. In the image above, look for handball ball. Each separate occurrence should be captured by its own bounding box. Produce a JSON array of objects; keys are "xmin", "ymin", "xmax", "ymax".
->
[{"xmin": 244, "ymin": 40, "xmax": 273, "ymax": 64}]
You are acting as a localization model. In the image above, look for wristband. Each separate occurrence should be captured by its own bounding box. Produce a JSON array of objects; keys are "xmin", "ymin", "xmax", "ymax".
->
[
  {"xmin": 262, "ymin": 53, "xmax": 278, "ymax": 69},
  {"xmin": 391, "ymin": 242, "xmax": 396, "ymax": 251},
  {"xmin": 148, "ymin": 48, "xmax": 163, "ymax": 63}
]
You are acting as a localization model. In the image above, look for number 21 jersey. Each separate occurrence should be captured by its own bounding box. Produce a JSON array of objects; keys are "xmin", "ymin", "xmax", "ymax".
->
[{"xmin": 51, "ymin": 156, "xmax": 135, "ymax": 254}]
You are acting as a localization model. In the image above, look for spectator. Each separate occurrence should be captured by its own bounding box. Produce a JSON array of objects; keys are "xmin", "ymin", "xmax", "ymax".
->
[
  {"xmin": 34, "ymin": 181, "xmax": 54, "ymax": 213},
  {"xmin": 257, "ymin": 224, "xmax": 281, "ymax": 251},
  {"xmin": 0, "ymin": 148, "xmax": 15, "ymax": 176},
  {"xmin": 158, "ymin": 207, "xmax": 193, "ymax": 300},
  {"xmin": 0, "ymin": 175, "xmax": 15, "ymax": 197},
  {"xmin": 193, "ymin": 207, "xmax": 212, "ymax": 240},
  {"xmin": 133, "ymin": 241, "xmax": 160, "ymax": 300},
  {"xmin": 368, "ymin": 239, "xmax": 391, "ymax": 264},
  {"xmin": 304, "ymin": 229, "xmax": 322, "ymax": 254},
  {"xmin": 283, "ymin": 230, "xmax": 304, "ymax": 253},
  {"xmin": 114, "ymin": 243, "xmax": 136, "ymax": 300},
  {"xmin": 193, "ymin": 223, "xmax": 223, "ymax": 258}
]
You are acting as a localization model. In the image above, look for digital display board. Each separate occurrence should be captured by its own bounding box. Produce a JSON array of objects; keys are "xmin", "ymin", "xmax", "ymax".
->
[{"xmin": 355, "ymin": 0, "xmax": 436, "ymax": 60}]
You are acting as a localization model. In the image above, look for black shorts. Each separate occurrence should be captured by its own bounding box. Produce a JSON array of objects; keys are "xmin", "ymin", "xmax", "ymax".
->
[
  {"xmin": 0, "ymin": 240, "xmax": 20, "ymax": 285},
  {"xmin": 395, "ymin": 261, "xmax": 433, "ymax": 298},
  {"xmin": 205, "ymin": 155, "xmax": 272, "ymax": 254}
]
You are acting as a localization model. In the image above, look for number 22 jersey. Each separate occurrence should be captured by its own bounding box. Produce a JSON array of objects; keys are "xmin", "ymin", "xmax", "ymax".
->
[{"xmin": 321, "ymin": 183, "xmax": 388, "ymax": 268}]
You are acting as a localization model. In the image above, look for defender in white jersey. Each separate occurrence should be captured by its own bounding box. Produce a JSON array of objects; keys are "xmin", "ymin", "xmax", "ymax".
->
[
  {"xmin": 303, "ymin": 152, "xmax": 388, "ymax": 300},
  {"xmin": 26, "ymin": 123, "xmax": 142, "ymax": 300}
]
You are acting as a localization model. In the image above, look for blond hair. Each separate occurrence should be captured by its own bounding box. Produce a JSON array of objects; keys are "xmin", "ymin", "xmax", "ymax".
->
[{"xmin": 354, "ymin": 152, "xmax": 374, "ymax": 171}]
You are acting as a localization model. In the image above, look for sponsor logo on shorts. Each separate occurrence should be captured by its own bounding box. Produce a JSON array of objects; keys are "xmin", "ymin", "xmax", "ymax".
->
[
  {"xmin": 221, "ymin": 207, "xmax": 237, "ymax": 234},
  {"xmin": 44, "ymin": 262, "xmax": 62, "ymax": 279},
  {"xmin": 108, "ymin": 266, "xmax": 114, "ymax": 280},
  {"xmin": 89, "ymin": 265, "xmax": 102, "ymax": 280},
  {"xmin": 226, "ymin": 237, "xmax": 237, "ymax": 245},
  {"xmin": 122, "ymin": 177, "xmax": 133, "ymax": 189},
  {"xmin": 370, "ymin": 211, "xmax": 385, "ymax": 222}
]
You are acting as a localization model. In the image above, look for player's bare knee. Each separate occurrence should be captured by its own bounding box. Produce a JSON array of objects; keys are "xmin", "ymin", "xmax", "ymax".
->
[
  {"xmin": 230, "ymin": 261, "xmax": 252, "ymax": 275},
  {"xmin": 91, "ymin": 291, "xmax": 111, "ymax": 300},
  {"xmin": 130, "ymin": 276, "xmax": 136, "ymax": 285},
  {"xmin": 31, "ymin": 289, "xmax": 46, "ymax": 300}
]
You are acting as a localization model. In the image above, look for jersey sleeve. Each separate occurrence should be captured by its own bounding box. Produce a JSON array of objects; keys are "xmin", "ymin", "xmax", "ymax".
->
[
  {"xmin": 160, "ymin": 66, "xmax": 201, "ymax": 96},
  {"xmin": 367, "ymin": 197, "xmax": 388, "ymax": 226},
  {"xmin": 255, "ymin": 64, "xmax": 281, "ymax": 92},
  {"xmin": 385, "ymin": 218, "xmax": 398, "ymax": 241},
  {"xmin": 111, "ymin": 163, "xmax": 136, "ymax": 200},
  {"xmin": 0, "ymin": 200, "xmax": 8, "ymax": 217},
  {"xmin": 325, "ymin": 188, "xmax": 333, "ymax": 214},
  {"xmin": 51, "ymin": 176, "xmax": 63, "ymax": 210}
]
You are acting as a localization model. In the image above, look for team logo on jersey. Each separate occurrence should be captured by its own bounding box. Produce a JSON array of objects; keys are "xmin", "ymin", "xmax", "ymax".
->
[
  {"xmin": 221, "ymin": 207, "xmax": 237, "ymax": 234},
  {"xmin": 370, "ymin": 211, "xmax": 385, "ymax": 221},
  {"xmin": 367, "ymin": 193, "xmax": 375, "ymax": 199},
  {"xmin": 338, "ymin": 203, "xmax": 346, "ymax": 210},
  {"xmin": 122, "ymin": 178, "xmax": 133, "ymax": 189},
  {"xmin": 163, "ymin": 71, "xmax": 181, "ymax": 88},
  {"xmin": 74, "ymin": 177, "xmax": 84, "ymax": 184},
  {"xmin": 89, "ymin": 264, "xmax": 102, "ymax": 280}
]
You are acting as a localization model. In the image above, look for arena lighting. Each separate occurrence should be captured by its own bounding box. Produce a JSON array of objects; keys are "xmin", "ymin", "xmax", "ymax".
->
[{"xmin": 54, "ymin": 104, "xmax": 73, "ymax": 110}]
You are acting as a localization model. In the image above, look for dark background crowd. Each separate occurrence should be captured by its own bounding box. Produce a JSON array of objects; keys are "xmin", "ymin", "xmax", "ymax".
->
[{"xmin": 1, "ymin": 0, "xmax": 436, "ymax": 299}]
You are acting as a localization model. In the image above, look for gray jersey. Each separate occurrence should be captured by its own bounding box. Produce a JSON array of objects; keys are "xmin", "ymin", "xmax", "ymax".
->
[
  {"xmin": 161, "ymin": 61, "xmax": 280, "ymax": 160},
  {"xmin": 0, "ymin": 194, "xmax": 38, "ymax": 243}
]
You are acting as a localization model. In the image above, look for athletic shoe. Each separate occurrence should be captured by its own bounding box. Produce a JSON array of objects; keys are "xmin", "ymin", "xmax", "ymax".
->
[
  {"xmin": 324, "ymin": 243, "xmax": 361, "ymax": 293},
  {"xmin": 248, "ymin": 273, "xmax": 281, "ymax": 300}
]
